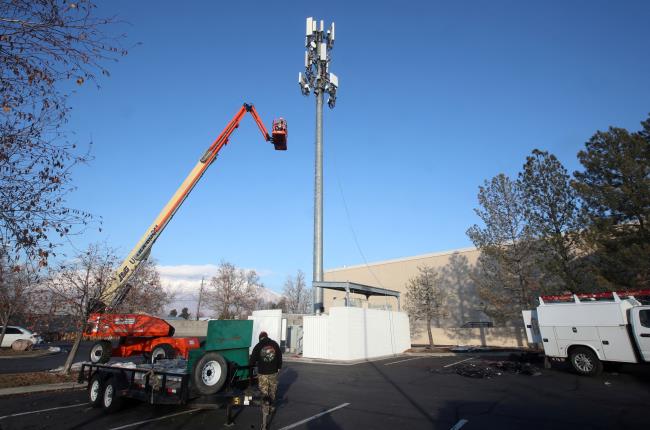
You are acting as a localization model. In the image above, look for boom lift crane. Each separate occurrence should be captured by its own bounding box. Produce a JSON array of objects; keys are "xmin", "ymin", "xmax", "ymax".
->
[{"xmin": 86, "ymin": 103, "xmax": 287, "ymax": 364}]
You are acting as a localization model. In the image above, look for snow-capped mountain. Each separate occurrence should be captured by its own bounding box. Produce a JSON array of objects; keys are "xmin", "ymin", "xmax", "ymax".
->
[{"xmin": 157, "ymin": 264, "xmax": 282, "ymax": 317}]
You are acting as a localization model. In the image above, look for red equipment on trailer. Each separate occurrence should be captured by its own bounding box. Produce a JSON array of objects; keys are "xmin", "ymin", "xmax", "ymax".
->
[
  {"xmin": 87, "ymin": 314, "xmax": 199, "ymax": 363},
  {"xmin": 85, "ymin": 103, "xmax": 287, "ymax": 364}
]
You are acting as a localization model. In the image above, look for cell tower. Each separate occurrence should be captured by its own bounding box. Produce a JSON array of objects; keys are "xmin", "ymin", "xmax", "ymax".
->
[{"xmin": 299, "ymin": 17, "xmax": 338, "ymax": 314}]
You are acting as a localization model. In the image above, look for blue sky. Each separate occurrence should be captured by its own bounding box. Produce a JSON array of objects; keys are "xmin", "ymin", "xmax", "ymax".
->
[{"xmin": 63, "ymin": 0, "xmax": 650, "ymax": 293}]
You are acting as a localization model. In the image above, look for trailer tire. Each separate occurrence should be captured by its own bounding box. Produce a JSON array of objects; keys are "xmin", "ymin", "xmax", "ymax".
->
[
  {"xmin": 151, "ymin": 343, "xmax": 176, "ymax": 363},
  {"xmin": 569, "ymin": 346, "xmax": 602, "ymax": 376},
  {"xmin": 88, "ymin": 374, "xmax": 104, "ymax": 407},
  {"xmin": 101, "ymin": 377, "xmax": 124, "ymax": 413},
  {"xmin": 89, "ymin": 340, "xmax": 112, "ymax": 364},
  {"xmin": 192, "ymin": 352, "xmax": 228, "ymax": 395}
]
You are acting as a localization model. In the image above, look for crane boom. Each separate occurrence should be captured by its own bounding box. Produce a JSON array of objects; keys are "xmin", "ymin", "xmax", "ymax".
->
[{"xmin": 102, "ymin": 103, "xmax": 287, "ymax": 310}]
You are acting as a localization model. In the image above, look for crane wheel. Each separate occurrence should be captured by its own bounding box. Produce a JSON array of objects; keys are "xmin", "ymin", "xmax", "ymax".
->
[
  {"xmin": 192, "ymin": 352, "xmax": 228, "ymax": 395},
  {"xmin": 89, "ymin": 340, "xmax": 112, "ymax": 364},
  {"xmin": 150, "ymin": 343, "xmax": 176, "ymax": 363}
]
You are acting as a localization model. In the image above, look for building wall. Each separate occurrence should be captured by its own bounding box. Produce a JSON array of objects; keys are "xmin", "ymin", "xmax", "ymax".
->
[
  {"xmin": 164, "ymin": 319, "xmax": 209, "ymax": 337},
  {"xmin": 415, "ymin": 324, "xmax": 528, "ymax": 348},
  {"xmin": 323, "ymin": 248, "xmax": 512, "ymax": 346}
]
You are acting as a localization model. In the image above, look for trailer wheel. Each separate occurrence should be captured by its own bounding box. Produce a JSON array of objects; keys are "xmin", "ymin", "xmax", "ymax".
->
[
  {"xmin": 88, "ymin": 374, "xmax": 104, "ymax": 407},
  {"xmin": 192, "ymin": 352, "xmax": 228, "ymax": 395},
  {"xmin": 89, "ymin": 340, "xmax": 112, "ymax": 364},
  {"xmin": 569, "ymin": 346, "xmax": 602, "ymax": 376},
  {"xmin": 151, "ymin": 343, "xmax": 176, "ymax": 363},
  {"xmin": 102, "ymin": 377, "xmax": 124, "ymax": 413}
]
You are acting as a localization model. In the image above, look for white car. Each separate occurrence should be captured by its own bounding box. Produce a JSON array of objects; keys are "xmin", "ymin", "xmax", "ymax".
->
[{"xmin": 1, "ymin": 326, "xmax": 43, "ymax": 348}]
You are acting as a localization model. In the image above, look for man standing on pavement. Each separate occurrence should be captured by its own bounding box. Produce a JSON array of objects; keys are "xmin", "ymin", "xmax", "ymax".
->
[{"xmin": 250, "ymin": 331, "xmax": 282, "ymax": 423}]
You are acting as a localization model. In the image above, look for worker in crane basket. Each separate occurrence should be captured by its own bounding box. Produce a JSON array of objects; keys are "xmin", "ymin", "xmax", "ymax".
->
[{"xmin": 250, "ymin": 331, "xmax": 283, "ymax": 422}]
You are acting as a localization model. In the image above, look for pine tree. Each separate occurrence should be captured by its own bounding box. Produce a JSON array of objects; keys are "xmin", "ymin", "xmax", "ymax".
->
[
  {"xmin": 519, "ymin": 150, "xmax": 590, "ymax": 291},
  {"xmin": 467, "ymin": 174, "xmax": 537, "ymax": 323},
  {"xmin": 573, "ymin": 116, "xmax": 650, "ymax": 288}
]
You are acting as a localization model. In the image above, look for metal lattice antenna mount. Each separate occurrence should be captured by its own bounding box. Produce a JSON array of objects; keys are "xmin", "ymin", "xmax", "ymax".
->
[{"xmin": 299, "ymin": 17, "xmax": 338, "ymax": 108}]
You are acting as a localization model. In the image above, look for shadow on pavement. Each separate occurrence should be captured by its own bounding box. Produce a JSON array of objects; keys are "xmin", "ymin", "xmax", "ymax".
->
[
  {"xmin": 368, "ymin": 361, "xmax": 436, "ymax": 426},
  {"xmin": 275, "ymin": 367, "xmax": 298, "ymax": 409},
  {"xmin": 306, "ymin": 408, "xmax": 343, "ymax": 430}
]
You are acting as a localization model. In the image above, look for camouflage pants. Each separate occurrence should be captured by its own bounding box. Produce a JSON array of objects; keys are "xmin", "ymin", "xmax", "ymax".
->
[{"xmin": 258, "ymin": 372, "xmax": 278, "ymax": 414}]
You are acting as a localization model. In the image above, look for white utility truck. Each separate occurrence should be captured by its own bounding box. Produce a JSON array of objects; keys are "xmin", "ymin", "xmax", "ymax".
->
[{"xmin": 523, "ymin": 290, "xmax": 650, "ymax": 376}]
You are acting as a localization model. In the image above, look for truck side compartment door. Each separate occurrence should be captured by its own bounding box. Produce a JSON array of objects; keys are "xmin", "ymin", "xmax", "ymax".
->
[
  {"xmin": 630, "ymin": 307, "xmax": 650, "ymax": 362},
  {"xmin": 539, "ymin": 326, "xmax": 561, "ymax": 357},
  {"xmin": 522, "ymin": 310, "xmax": 542, "ymax": 344},
  {"xmin": 597, "ymin": 326, "xmax": 637, "ymax": 362}
]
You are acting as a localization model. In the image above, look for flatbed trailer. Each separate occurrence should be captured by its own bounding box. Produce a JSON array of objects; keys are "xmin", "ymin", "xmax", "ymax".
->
[{"xmin": 79, "ymin": 362, "xmax": 261, "ymax": 425}]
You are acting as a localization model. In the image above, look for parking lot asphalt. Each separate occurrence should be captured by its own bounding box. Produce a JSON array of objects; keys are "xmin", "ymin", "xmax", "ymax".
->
[
  {"xmin": 0, "ymin": 342, "xmax": 92, "ymax": 374},
  {"xmin": 1, "ymin": 355, "xmax": 649, "ymax": 429}
]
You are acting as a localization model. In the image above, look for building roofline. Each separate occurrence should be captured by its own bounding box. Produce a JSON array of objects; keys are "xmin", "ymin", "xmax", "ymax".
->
[{"xmin": 325, "ymin": 246, "xmax": 478, "ymax": 273}]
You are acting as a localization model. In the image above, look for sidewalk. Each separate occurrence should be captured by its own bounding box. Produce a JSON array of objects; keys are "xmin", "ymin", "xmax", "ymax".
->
[{"xmin": 0, "ymin": 382, "xmax": 86, "ymax": 397}]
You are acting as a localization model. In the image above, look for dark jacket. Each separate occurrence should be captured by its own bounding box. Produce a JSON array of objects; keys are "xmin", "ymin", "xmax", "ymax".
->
[{"xmin": 250, "ymin": 337, "xmax": 282, "ymax": 375}]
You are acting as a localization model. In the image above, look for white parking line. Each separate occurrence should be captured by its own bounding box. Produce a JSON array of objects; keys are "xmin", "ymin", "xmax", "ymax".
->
[
  {"xmin": 278, "ymin": 402, "xmax": 350, "ymax": 430},
  {"xmin": 384, "ymin": 357, "xmax": 428, "ymax": 366},
  {"xmin": 443, "ymin": 357, "xmax": 475, "ymax": 368},
  {"xmin": 0, "ymin": 403, "xmax": 86, "ymax": 420},
  {"xmin": 450, "ymin": 418, "xmax": 469, "ymax": 429},
  {"xmin": 108, "ymin": 409, "xmax": 200, "ymax": 430}
]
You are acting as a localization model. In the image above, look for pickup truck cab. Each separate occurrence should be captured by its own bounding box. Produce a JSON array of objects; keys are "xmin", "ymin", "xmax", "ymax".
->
[{"xmin": 523, "ymin": 290, "xmax": 650, "ymax": 376}]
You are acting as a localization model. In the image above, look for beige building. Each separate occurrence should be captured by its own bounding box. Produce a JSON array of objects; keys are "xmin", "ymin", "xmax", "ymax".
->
[{"xmin": 324, "ymin": 247, "xmax": 528, "ymax": 348}]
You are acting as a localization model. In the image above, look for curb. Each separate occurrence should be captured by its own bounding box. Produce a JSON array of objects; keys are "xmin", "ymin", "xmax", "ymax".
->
[
  {"xmin": 404, "ymin": 352, "xmax": 457, "ymax": 357},
  {"xmin": 285, "ymin": 353, "xmax": 430, "ymax": 366},
  {"xmin": 285, "ymin": 355, "xmax": 395, "ymax": 366},
  {"xmin": 0, "ymin": 382, "xmax": 85, "ymax": 397}
]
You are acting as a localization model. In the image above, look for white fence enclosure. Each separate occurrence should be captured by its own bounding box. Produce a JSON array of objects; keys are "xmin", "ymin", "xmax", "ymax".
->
[
  {"xmin": 248, "ymin": 309, "xmax": 284, "ymax": 352},
  {"xmin": 303, "ymin": 307, "xmax": 411, "ymax": 360}
]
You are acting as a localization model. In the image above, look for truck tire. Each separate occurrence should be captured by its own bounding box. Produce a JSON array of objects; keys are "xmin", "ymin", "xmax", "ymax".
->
[
  {"xmin": 101, "ymin": 377, "xmax": 124, "ymax": 413},
  {"xmin": 569, "ymin": 346, "xmax": 603, "ymax": 376},
  {"xmin": 192, "ymin": 352, "xmax": 228, "ymax": 395},
  {"xmin": 89, "ymin": 340, "xmax": 112, "ymax": 364},
  {"xmin": 151, "ymin": 343, "xmax": 176, "ymax": 363},
  {"xmin": 88, "ymin": 374, "xmax": 104, "ymax": 407}
]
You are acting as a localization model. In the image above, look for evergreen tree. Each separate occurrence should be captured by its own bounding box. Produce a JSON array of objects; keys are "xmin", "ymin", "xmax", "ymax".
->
[
  {"xmin": 467, "ymin": 174, "xmax": 538, "ymax": 323},
  {"xmin": 573, "ymin": 116, "xmax": 650, "ymax": 288},
  {"xmin": 519, "ymin": 150, "xmax": 591, "ymax": 291}
]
